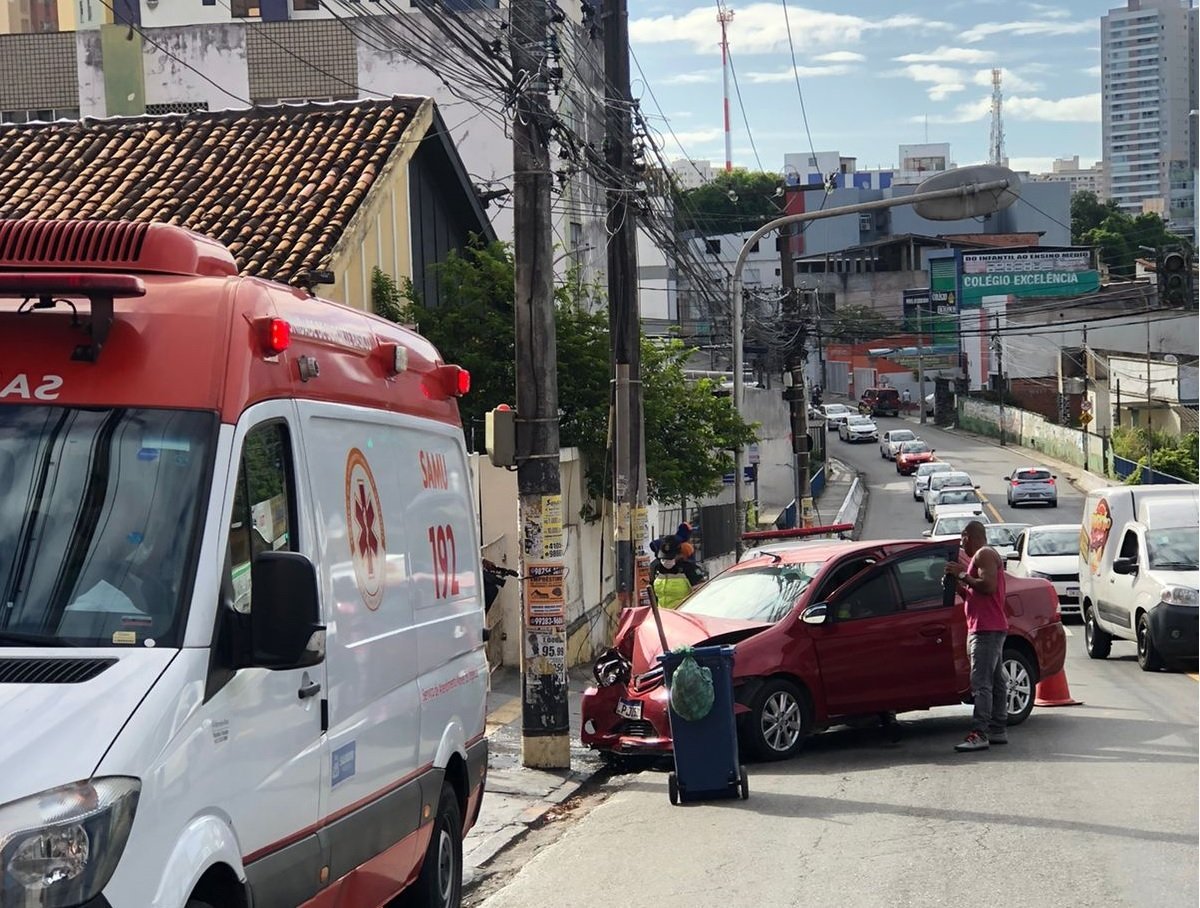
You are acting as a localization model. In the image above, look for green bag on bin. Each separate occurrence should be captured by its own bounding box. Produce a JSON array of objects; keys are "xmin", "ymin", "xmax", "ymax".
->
[{"xmin": 669, "ymin": 647, "xmax": 715, "ymax": 722}]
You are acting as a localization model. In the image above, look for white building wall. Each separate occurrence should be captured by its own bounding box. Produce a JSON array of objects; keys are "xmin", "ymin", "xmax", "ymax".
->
[
  {"xmin": 139, "ymin": 0, "xmax": 233, "ymax": 28},
  {"xmin": 77, "ymin": 30, "xmax": 106, "ymax": 117},
  {"xmin": 141, "ymin": 24, "xmax": 251, "ymax": 110}
]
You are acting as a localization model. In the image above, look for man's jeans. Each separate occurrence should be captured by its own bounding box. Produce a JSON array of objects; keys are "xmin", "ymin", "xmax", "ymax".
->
[{"xmin": 968, "ymin": 631, "xmax": 1008, "ymax": 736}]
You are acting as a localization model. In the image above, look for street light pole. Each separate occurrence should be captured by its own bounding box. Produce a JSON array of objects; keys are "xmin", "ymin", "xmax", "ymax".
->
[{"xmin": 729, "ymin": 168, "xmax": 1019, "ymax": 557}]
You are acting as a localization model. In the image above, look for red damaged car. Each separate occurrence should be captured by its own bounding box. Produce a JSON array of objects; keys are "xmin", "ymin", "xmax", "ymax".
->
[
  {"xmin": 895, "ymin": 440, "xmax": 937, "ymax": 475},
  {"xmin": 581, "ymin": 540, "xmax": 1065, "ymax": 760}
]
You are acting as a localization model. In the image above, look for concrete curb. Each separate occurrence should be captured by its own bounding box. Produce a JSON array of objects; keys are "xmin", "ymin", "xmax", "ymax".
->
[{"xmin": 831, "ymin": 458, "xmax": 868, "ymax": 539}]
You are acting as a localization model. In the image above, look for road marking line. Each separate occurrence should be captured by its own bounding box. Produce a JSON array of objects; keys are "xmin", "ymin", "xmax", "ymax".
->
[
  {"xmin": 485, "ymin": 698, "xmax": 523, "ymax": 734},
  {"xmin": 976, "ymin": 491, "xmax": 1003, "ymax": 523}
]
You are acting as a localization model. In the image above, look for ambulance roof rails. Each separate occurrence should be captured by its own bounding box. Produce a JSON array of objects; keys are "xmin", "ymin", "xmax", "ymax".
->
[{"xmin": 0, "ymin": 220, "xmax": 239, "ymax": 278}]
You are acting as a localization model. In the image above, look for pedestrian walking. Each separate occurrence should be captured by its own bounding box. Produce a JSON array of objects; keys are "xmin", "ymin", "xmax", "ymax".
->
[
  {"xmin": 944, "ymin": 520, "xmax": 1009, "ymax": 752},
  {"xmin": 649, "ymin": 535, "xmax": 706, "ymax": 610},
  {"xmin": 901, "ymin": 388, "xmax": 912, "ymax": 413}
]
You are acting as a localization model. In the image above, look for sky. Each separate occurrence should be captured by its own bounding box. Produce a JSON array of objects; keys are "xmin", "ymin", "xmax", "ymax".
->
[{"xmin": 627, "ymin": 0, "xmax": 1111, "ymax": 176}]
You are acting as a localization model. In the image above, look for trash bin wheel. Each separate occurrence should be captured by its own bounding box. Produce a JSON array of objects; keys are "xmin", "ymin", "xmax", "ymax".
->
[
  {"xmin": 668, "ymin": 772, "xmax": 679, "ymax": 806},
  {"xmin": 738, "ymin": 766, "xmax": 749, "ymax": 800}
]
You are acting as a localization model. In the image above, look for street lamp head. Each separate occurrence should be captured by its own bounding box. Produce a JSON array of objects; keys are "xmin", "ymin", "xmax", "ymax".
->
[{"xmin": 913, "ymin": 164, "xmax": 1020, "ymax": 221}]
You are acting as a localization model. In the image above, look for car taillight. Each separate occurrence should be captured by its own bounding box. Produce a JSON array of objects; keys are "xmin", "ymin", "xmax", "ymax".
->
[
  {"xmin": 1048, "ymin": 478, "xmax": 1055, "ymax": 485},
  {"xmin": 1011, "ymin": 479, "xmax": 1020, "ymax": 486}
]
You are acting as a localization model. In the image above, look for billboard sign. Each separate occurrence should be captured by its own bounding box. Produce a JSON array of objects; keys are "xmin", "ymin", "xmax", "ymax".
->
[{"xmin": 960, "ymin": 249, "xmax": 1100, "ymax": 304}]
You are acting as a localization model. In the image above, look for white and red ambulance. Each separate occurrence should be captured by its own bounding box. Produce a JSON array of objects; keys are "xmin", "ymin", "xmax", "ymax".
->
[{"xmin": 0, "ymin": 220, "xmax": 488, "ymax": 908}]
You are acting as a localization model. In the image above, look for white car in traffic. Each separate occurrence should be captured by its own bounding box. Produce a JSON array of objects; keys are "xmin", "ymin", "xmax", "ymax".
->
[
  {"xmin": 928, "ymin": 488, "xmax": 987, "ymax": 523},
  {"xmin": 924, "ymin": 512, "xmax": 993, "ymax": 540},
  {"xmin": 820, "ymin": 403, "xmax": 854, "ymax": 429},
  {"xmin": 912, "ymin": 462, "xmax": 955, "ymax": 501},
  {"xmin": 880, "ymin": 429, "xmax": 918, "ymax": 460},
  {"xmin": 839, "ymin": 414, "xmax": 879, "ymax": 443},
  {"xmin": 1007, "ymin": 524, "xmax": 1086, "ymax": 618}
]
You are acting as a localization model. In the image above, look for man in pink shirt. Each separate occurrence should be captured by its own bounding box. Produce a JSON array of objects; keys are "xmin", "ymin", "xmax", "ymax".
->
[{"xmin": 945, "ymin": 520, "xmax": 1010, "ymax": 752}]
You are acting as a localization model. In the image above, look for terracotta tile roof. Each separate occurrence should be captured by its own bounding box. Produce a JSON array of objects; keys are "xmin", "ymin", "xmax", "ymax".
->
[{"xmin": 0, "ymin": 97, "xmax": 424, "ymax": 284}]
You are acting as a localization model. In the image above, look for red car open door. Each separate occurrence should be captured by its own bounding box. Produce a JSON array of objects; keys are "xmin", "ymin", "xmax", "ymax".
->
[{"xmin": 808, "ymin": 544, "xmax": 961, "ymax": 718}]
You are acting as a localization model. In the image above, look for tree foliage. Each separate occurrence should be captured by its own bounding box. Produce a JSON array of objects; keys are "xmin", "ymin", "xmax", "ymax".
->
[
  {"xmin": 1112, "ymin": 426, "xmax": 1198, "ymax": 483},
  {"xmin": 674, "ymin": 169, "xmax": 783, "ymax": 236},
  {"xmin": 823, "ymin": 304, "xmax": 903, "ymax": 345},
  {"xmin": 1070, "ymin": 191, "xmax": 1190, "ymax": 280},
  {"xmin": 375, "ymin": 241, "xmax": 756, "ymax": 506}
]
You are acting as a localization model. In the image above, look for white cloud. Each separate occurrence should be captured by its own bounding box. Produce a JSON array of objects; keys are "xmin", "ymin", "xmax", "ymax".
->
[
  {"xmin": 894, "ymin": 63, "xmax": 968, "ymax": 100},
  {"xmin": 926, "ymin": 92, "xmax": 1100, "ymax": 123},
  {"xmin": 744, "ymin": 63, "xmax": 855, "ymax": 83},
  {"xmin": 814, "ymin": 51, "xmax": 866, "ymax": 63},
  {"xmin": 630, "ymin": 3, "xmax": 950, "ymax": 54},
  {"xmin": 1082, "ymin": 64, "xmax": 1102, "ymax": 77},
  {"xmin": 895, "ymin": 46, "xmax": 996, "ymax": 64},
  {"xmin": 1024, "ymin": 2, "xmax": 1071, "ymax": 18},
  {"xmin": 971, "ymin": 67, "xmax": 1041, "ymax": 93},
  {"xmin": 1008, "ymin": 93, "xmax": 1100, "ymax": 122},
  {"xmin": 961, "ymin": 19, "xmax": 1095, "ymax": 43},
  {"xmin": 661, "ymin": 72, "xmax": 717, "ymax": 85}
]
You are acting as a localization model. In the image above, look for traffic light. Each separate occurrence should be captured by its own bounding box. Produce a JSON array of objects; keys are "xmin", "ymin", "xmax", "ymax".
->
[{"xmin": 1158, "ymin": 250, "xmax": 1192, "ymax": 307}]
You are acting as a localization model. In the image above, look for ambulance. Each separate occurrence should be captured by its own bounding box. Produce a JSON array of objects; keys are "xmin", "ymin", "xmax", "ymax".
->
[
  {"xmin": 0, "ymin": 220, "xmax": 488, "ymax": 908},
  {"xmin": 1079, "ymin": 484, "xmax": 1199, "ymax": 672}
]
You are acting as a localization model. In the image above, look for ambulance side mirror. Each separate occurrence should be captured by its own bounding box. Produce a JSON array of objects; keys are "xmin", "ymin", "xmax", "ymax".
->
[{"xmin": 249, "ymin": 552, "xmax": 325, "ymax": 670}]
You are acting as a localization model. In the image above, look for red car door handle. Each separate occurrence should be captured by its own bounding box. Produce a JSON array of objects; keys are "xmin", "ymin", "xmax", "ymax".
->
[{"xmin": 920, "ymin": 624, "xmax": 948, "ymax": 637}]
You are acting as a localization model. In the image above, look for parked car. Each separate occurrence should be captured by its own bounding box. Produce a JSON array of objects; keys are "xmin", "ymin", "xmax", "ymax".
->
[
  {"xmin": 581, "ymin": 539, "xmax": 1063, "ymax": 760},
  {"xmin": 859, "ymin": 387, "xmax": 901, "ymax": 417},
  {"xmin": 1006, "ymin": 524, "xmax": 1086, "ymax": 619},
  {"xmin": 1079, "ymin": 486, "xmax": 1199, "ymax": 671},
  {"xmin": 820, "ymin": 403, "xmax": 854, "ymax": 429},
  {"xmin": 924, "ymin": 471, "xmax": 976, "ymax": 521},
  {"xmin": 985, "ymin": 523, "xmax": 1031, "ymax": 557},
  {"xmin": 929, "ymin": 488, "xmax": 987, "ymax": 523},
  {"xmin": 1006, "ymin": 466, "xmax": 1059, "ymax": 508},
  {"xmin": 839, "ymin": 414, "xmax": 879, "ymax": 443},
  {"xmin": 895, "ymin": 440, "xmax": 936, "ymax": 475},
  {"xmin": 924, "ymin": 512, "xmax": 993, "ymax": 541},
  {"xmin": 880, "ymin": 428, "xmax": 918, "ymax": 460},
  {"xmin": 913, "ymin": 462, "xmax": 955, "ymax": 501}
]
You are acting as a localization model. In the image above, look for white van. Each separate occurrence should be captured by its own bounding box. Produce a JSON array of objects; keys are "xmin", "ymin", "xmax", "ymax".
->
[
  {"xmin": 1079, "ymin": 485, "xmax": 1199, "ymax": 671},
  {"xmin": 0, "ymin": 221, "xmax": 488, "ymax": 908}
]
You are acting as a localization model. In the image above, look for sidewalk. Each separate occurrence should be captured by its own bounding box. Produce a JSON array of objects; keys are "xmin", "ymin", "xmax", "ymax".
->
[
  {"xmin": 465, "ymin": 468, "xmax": 864, "ymax": 885},
  {"xmin": 464, "ymin": 665, "xmax": 603, "ymax": 883}
]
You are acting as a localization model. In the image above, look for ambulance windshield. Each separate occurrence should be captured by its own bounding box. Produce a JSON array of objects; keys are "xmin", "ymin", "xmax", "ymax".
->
[{"xmin": 0, "ymin": 406, "xmax": 215, "ymax": 648}]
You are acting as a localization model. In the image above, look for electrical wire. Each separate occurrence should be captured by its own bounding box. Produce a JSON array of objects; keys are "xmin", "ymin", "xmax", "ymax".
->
[{"xmin": 725, "ymin": 44, "xmax": 763, "ymax": 172}]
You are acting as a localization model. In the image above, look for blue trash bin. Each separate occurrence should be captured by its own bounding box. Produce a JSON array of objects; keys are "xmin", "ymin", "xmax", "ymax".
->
[{"xmin": 658, "ymin": 645, "xmax": 748, "ymax": 805}]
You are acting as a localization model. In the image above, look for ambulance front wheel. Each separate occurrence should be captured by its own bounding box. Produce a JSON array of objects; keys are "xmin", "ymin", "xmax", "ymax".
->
[{"xmin": 668, "ymin": 772, "xmax": 679, "ymax": 805}]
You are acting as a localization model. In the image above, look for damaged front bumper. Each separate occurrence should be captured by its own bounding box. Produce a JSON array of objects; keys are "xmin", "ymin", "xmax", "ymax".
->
[{"xmin": 580, "ymin": 666, "xmax": 673, "ymax": 755}]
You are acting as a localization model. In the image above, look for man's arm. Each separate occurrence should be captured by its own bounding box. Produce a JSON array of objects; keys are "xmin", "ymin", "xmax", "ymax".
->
[{"xmin": 961, "ymin": 548, "xmax": 1001, "ymax": 594}]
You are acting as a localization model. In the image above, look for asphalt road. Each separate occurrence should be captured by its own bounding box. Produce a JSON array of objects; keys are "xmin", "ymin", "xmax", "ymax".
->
[
  {"xmin": 831, "ymin": 415, "xmax": 1087, "ymax": 539},
  {"xmin": 475, "ymin": 421, "xmax": 1199, "ymax": 908}
]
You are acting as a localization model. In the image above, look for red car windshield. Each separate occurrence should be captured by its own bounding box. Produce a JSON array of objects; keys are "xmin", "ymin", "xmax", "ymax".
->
[
  {"xmin": 677, "ymin": 563, "xmax": 823, "ymax": 623},
  {"xmin": 900, "ymin": 443, "xmax": 930, "ymax": 454}
]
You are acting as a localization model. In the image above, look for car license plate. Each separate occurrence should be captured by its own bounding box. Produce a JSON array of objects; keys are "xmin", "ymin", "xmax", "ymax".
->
[
  {"xmin": 616, "ymin": 699, "xmax": 642, "ymax": 720},
  {"xmin": 1066, "ymin": 586, "xmax": 1080, "ymax": 598}
]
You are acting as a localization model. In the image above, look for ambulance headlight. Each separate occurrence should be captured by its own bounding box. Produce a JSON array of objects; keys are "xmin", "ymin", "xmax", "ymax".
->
[
  {"xmin": 1161, "ymin": 586, "xmax": 1199, "ymax": 607},
  {"xmin": 1, "ymin": 777, "xmax": 140, "ymax": 905}
]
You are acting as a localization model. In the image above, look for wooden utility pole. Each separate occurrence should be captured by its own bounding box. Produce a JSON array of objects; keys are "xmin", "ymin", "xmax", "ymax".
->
[
  {"xmin": 511, "ymin": 0, "xmax": 568, "ymax": 769},
  {"xmin": 603, "ymin": 0, "xmax": 647, "ymax": 607}
]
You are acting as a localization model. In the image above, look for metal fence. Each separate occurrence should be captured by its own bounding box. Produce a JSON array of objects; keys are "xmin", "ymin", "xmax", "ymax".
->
[{"xmin": 1111, "ymin": 454, "xmax": 1191, "ymax": 485}]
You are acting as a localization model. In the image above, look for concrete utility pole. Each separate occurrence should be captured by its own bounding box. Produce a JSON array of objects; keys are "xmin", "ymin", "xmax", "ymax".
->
[
  {"xmin": 511, "ymin": 0, "xmax": 568, "ymax": 769},
  {"xmin": 780, "ymin": 198, "xmax": 809, "ymax": 528},
  {"xmin": 603, "ymin": 0, "xmax": 647, "ymax": 608},
  {"xmin": 917, "ymin": 300, "xmax": 927, "ymax": 425},
  {"xmin": 995, "ymin": 313, "xmax": 1006, "ymax": 447}
]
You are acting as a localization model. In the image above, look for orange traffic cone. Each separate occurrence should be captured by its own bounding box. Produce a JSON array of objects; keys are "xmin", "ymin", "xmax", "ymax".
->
[{"xmin": 1034, "ymin": 669, "xmax": 1082, "ymax": 707}]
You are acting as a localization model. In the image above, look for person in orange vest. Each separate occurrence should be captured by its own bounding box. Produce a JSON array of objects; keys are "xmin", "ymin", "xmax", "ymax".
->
[{"xmin": 649, "ymin": 535, "xmax": 706, "ymax": 609}]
